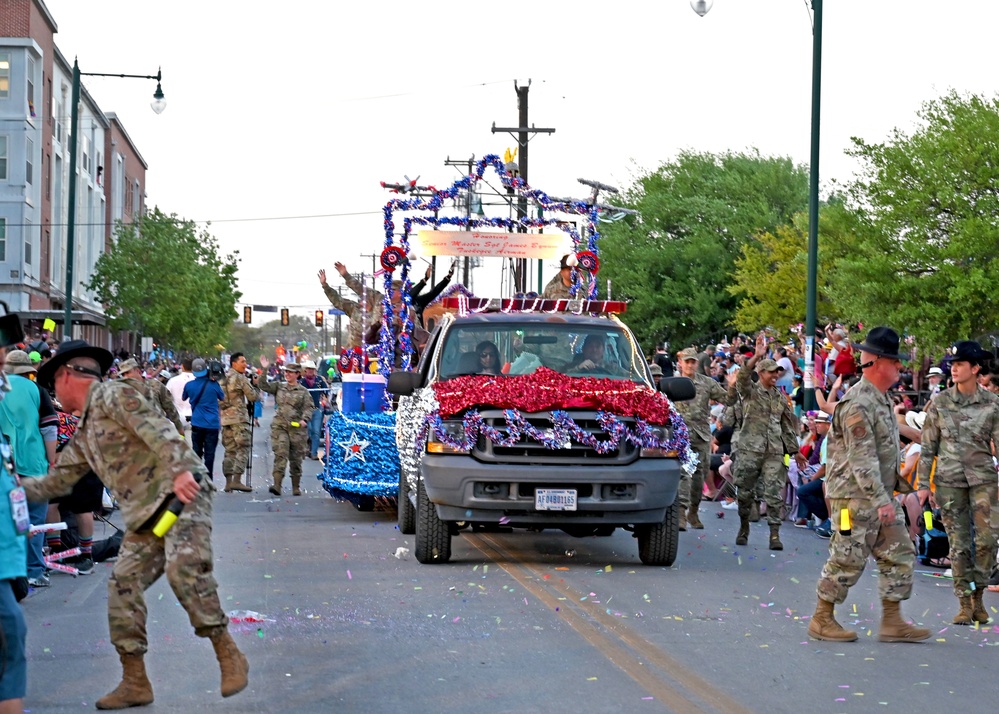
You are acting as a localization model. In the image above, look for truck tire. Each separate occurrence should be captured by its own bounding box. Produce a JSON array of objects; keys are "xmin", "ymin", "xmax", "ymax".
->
[
  {"xmin": 398, "ymin": 469, "xmax": 416, "ymax": 535},
  {"xmin": 415, "ymin": 478, "xmax": 451, "ymax": 563},
  {"xmin": 637, "ymin": 501, "xmax": 679, "ymax": 566}
]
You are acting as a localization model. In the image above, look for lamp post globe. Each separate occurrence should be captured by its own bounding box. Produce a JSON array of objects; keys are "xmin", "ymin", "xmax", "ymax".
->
[
  {"xmin": 151, "ymin": 82, "xmax": 167, "ymax": 114},
  {"xmin": 691, "ymin": 0, "xmax": 713, "ymax": 17}
]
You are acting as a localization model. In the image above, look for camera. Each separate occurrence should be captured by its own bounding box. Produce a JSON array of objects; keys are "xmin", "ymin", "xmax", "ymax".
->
[{"xmin": 206, "ymin": 360, "xmax": 226, "ymax": 382}]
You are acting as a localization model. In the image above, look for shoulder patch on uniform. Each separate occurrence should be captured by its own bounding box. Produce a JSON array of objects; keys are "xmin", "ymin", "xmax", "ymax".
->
[{"xmin": 122, "ymin": 397, "xmax": 142, "ymax": 412}]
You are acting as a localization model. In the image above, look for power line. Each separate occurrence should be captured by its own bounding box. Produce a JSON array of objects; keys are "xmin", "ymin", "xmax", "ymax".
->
[{"xmin": 0, "ymin": 210, "xmax": 382, "ymax": 228}]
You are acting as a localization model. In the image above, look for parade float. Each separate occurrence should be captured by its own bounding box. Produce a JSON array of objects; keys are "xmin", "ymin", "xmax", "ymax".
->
[{"xmin": 320, "ymin": 155, "xmax": 694, "ymax": 543}]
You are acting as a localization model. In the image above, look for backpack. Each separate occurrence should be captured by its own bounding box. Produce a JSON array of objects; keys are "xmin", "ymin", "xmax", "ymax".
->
[{"xmin": 917, "ymin": 507, "xmax": 949, "ymax": 566}]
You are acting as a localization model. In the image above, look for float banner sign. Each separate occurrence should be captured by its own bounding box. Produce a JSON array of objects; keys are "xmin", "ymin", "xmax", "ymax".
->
[{"xmin": 414, "ymin": 230, "xmax": 571, "ymax": 259}]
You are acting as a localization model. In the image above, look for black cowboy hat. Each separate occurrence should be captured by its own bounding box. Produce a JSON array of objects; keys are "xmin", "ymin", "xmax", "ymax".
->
[
  {"xmin": 850, "ymin": 326, "xmax": 907, "ymax": 361},
  {"xmin": 37, "ymin": 339, "xmax": 114, "ymax": 388},
  {"xmin": 951, "ymin": 340, "xmax": 992, "ymax": 365},
  {"xmin": 0, "ymin": 313, "xmax": 25, "ymax": 348}
]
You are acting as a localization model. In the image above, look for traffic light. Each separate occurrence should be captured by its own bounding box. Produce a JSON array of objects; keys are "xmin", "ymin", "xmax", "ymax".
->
[
  {"xmin": 242, "ymin": 306, "xmax": 252, "ymax": 324},
  {"xmin": 280, "ymin": 308, "xmax": 290, "ymax": 326},
  {"xmin": 315, "ymin": 310, "xmax": 324, "ymax": 328}
]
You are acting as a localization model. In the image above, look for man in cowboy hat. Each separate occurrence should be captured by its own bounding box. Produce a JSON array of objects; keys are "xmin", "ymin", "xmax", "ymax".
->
[
  {"xmin": 117, "ymin": 357, "xmax": 186, "ymax": 435},
  {"xmin": 18, "ymin": 340, "xmax": 250, "ymax": 707},
  {"xmin": 810, "ymin": 327, "xmax": 930, "ymax": 643},
  {"xmin": 258, "ymin": 363, "xmax": 315, "ymax": 496},
  {"xmin": 673, "ymin": 347, "xmax": 729, "ymax": 530},
  {"xmin": 916, "ymin": 340, "xmax": 999, "ymax": 626},
  {"xmin": 731, "ymin": 333, "xmax": 805, "ymax": 550}
]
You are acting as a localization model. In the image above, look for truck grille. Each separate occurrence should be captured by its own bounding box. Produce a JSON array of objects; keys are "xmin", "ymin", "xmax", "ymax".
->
[{"xmin": 473, "ymin": 411, "xmax": 639, "ymax": 465}]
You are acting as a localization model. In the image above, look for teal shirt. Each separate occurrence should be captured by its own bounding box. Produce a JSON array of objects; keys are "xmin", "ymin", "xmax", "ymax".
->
[
  {"xmin": 0, "ymin": 459, "xmax": 27, "ymax": 580},
  {"xmin": 0, "ymin": 375, "xmax": 49, "ymax": 478}
]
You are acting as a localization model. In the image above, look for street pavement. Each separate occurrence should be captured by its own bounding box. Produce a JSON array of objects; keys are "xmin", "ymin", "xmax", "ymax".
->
[{"xmin": 21, "ymin": 404, "xmax": 999, "ymax": 713}]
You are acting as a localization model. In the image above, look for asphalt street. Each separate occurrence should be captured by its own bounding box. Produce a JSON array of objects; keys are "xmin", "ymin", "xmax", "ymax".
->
[{"xmin": 20, "ymin": 404, "xmax": 997, "ymax": 713}]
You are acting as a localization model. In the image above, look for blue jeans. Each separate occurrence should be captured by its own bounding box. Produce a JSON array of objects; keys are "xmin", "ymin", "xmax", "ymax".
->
[
  {"xmin": 191, "ymin": 426, "xmax": 220, "ymax": 477},
  {"xmin": 796, "ymin": 478, "xmax": 828, "ymax": 521},
  {"xmin": 27, "ymin": 499, "xmax": 48, "ymax": 579},
  {"xmin": 308, "ymin": 409, "xmax": 324, "ymax": 456}
]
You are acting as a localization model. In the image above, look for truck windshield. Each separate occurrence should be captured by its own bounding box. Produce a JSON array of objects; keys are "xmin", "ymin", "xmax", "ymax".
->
[{"xmin": 437, "ymin": 321, "xmax": 649, "ymax": 384}]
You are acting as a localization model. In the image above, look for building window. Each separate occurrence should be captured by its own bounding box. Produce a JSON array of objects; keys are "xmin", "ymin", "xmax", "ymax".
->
[
  {"xmin": 25, "ymin": 137, "xmax": 33, "ymax": 185},
  {"xmin": 27, "ymin": 56, "xmax": 36, "ymax": 117},
  {"xmin": 0, "ymin": 53, "xmax": 10, "ymax": 98},
  {"xmin": 82, "ymin": 135, "xmax": 90, "ymax": 175},
  {"xmin": 24, "ymin": 218, "xmax": 32, "ymax": 267},
  {"xmin": 0, "ymin": 136, "xmax": 7, "ymax": 180},
  {"xmin": 0, "ymin": 218, "xmax": 6, "ymax": 261}
]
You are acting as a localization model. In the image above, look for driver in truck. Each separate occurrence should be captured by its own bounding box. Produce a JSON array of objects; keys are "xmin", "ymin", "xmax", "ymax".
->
[{"xmin": 568, "ymin": 335, "xmax": 619, "ymax": 375}]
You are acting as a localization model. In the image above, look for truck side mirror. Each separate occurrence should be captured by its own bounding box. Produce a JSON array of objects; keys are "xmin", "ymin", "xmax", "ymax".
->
[
  {"xmin": 660, "ymin": 376, "xmax": 695, "ymax": 402},
  {"xmin": 387, "ymin": 371, "xmax": 422, "ymax": 396}
]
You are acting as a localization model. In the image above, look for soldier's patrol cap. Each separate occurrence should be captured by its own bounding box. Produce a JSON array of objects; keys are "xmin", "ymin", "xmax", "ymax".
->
[
  {"xmin": 677, "ymin": 348, "xmax": 698, "ymax": 362},
  {"xmin": 756, "ymin": 358, "xmax": 783, "ymax": 373},
  {"xmin": 117, "ymin": 358, "xmax": 140, "ymax": 375},
  {"xmin": 283, "ymin": 363, "xmax": 302, "ymax": 373}
]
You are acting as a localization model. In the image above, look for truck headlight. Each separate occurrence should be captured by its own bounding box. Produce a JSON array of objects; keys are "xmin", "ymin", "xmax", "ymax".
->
[
  {"xmin": 427, "ymin": 420, "xmax": 471, "ymax": 455},
  {"xmin": 639, "ymin": 426, "xmax": 673, "ymax": 458}
]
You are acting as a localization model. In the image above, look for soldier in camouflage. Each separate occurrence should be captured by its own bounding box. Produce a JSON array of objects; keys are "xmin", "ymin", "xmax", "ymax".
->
[
  {"xmin": 259, "ymin": 363, "xmax": 316, "ymax": 496},
  {"xmin": 219, "ymin": 353, "xmax": 259, "ymax": 492},
  {"xmin": 319, "ymin": 262, "xmax": 384, "ymax": 349},
  {"xmin": 541, "ymin": 254, "xmax": 591, "ymax": 300},
  {"xmin": 118, "ymin": 358, "xmax": 185, "ymax": 435},
  {"xmin": 674, "ymin": 348, "xmax": 729, "ymax": 530},
  {"xmin": 916, "ymin": 340, "xmax": 999, "ymax": 626},
  {"xmin": 22, "ymin": 340, "xmax": 249, "ymax": 708},
  {"xmin": 732, "ymin": 333, "xmax": 805, "ymax": 550},
  {"xmin": 810, "ymin": 327, "xmax": 930, "ymax": 643}
]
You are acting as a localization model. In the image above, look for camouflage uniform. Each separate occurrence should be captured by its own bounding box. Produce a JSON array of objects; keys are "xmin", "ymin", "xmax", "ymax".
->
[
  {"xmin": 20, "ymin": 381, "xmax": 226, "ymax": 656},
  {"xmin": 732, "ymin": 361, "xmax": 798, "ymax": 526},
  {"xmin": 541, "ymin": 272, "xmax": 590, "ymax": 300},
  {"xmin": 674, "ymin": 371, "xmax": 729, "ymax": 518},
  {"xmin": 219, "ymin": 368, "xmax": 259, "ymax": 487},
  {"xmin": 259, "ymin": 378, "xmax": 315, "ymax": 493},
  {"xmin": 816, "ymin": 378, "xmax": 916, "ymax": 604},
  {"xmin": 917, "ymin": 385, "xmax": 999, "ymax": 597},
  {"xmin": 322, "ymin": 272, "xmax": 384, "ymax": 349},
  {"xmin": 122, "ymin": 377, "xmax": 185, "ymax": 435}
]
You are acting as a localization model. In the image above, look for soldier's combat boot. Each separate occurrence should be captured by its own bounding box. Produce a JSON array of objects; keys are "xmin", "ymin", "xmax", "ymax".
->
[
  {"xmin": 96, "ymin": 653, "xmax": 154, "ymax": 709},
  {"xmin": 808, "ymin": 598, "xmax": 858, "ymax": 642},
  {"xmin": 268, "ymin": 474, "xmax": 282, "ymax": 497},
  {"xmin": 687, "ymin": 506, "xmax": 704, "ymax": 530},
  {"xmin": 223, "ymin": 476, "xmax": 233, "ymax": 493},
  {"xmin": 768, "ymin": 524, "xmax": 783, "ymax": 551},
  {"xmin": 953, "ymin": 596, "xmax": 974, "ymax": 625},
  {"xmin": 878, "ymin": 599, "xmax": 930, "ymax": 642},
  {"xmin": 971, "ymin": 589, "xmax": 990, "ymax": 624},
  {"xmin": 210, "ymin": 628, "xmax": 249, "ymax": 698},
  {"xmin": 291, "ymin": 475, "xmax": 302, "ymax": 497},
  {"xmin": 229, "ymin": 477, "xmax": 252, "ymax": 493},
  {"xmin": 736, "ymin": 516, "xmax": 750, "ymax": 546},
  {"xmin": 749, "ymin": 501, "xmax": 760, "ymax": 523}
]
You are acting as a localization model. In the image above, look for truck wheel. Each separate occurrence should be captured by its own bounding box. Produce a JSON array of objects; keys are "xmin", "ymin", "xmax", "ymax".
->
[
  {"xmin": 398, "ymin": 469, "xmax": 416, "ymax": 535},
  {"xmin": 637, "ymin": 501, "xmax": 679, "ymax": 566},
  {"xmin": 415, "ymin": 478, "xmax": 452, "ymax": 563}
]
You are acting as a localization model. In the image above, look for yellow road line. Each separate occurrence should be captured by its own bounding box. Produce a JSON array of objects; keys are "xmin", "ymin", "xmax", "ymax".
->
[{"xmin": 466, "ymin": 532, "xmax": 753, "ymax": 714}]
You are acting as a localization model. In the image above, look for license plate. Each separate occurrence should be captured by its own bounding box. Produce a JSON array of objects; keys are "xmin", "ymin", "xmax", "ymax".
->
[{"xmin": 535, "ymin": 488, "xmax": 577, "ymax": 511}]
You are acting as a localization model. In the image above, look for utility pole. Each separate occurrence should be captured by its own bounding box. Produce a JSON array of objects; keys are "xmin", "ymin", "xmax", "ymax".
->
[
  {"xmin": 444, "ymin": 154, "xmax": 476, "ymax": 288},
  {"xmin": 492, "ymin": 80, "xmax": 555, "ymax": 293}
]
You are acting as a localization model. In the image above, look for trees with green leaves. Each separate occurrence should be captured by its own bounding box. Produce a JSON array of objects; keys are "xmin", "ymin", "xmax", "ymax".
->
[
  {"xmin": 728, "ymin": 198, "xmax": 858, "ymax": 339},
  {"xmin": 88, "ymin": 208, "xmax": 241, "ymax": 354},
  {"xmin": 597, "ymin": 150, "xmax": 809, "ymax": 350},
  {"xmin": 832, "ymin": 91, "xmax": 999, "ymax": 353}
]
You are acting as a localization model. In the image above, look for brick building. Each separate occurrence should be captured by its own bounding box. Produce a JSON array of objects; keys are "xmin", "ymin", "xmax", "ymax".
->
[{"xmin": 0, "ymin": 0, "xmax": 149, "ymax": 346}]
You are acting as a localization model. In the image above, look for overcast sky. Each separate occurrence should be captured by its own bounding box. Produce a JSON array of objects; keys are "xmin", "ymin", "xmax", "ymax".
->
[{"xmin": 45, "ymin": 0, "xmax": 999, "ymax": 324}]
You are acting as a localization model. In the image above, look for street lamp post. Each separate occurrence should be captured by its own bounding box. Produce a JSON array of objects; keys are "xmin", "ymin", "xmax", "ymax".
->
[
  {"xmin": 694, "ymin": 0, "xmax": 822, "ymax": 409},
  {"xmin": 64, "ymin": 60, "xmax": 165, "ymax": 337}
]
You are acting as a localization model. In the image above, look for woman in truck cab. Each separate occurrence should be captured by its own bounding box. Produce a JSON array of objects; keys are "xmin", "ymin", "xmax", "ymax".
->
[{"xmin": 475, "ymin": 341, "xmax": 502, "ymax": 375}]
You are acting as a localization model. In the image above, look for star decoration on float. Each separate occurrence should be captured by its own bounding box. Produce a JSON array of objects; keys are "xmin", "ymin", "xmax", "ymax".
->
[{"xmin": 338, "ymin": 431, "xmax": 371, "ymax": 463}]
